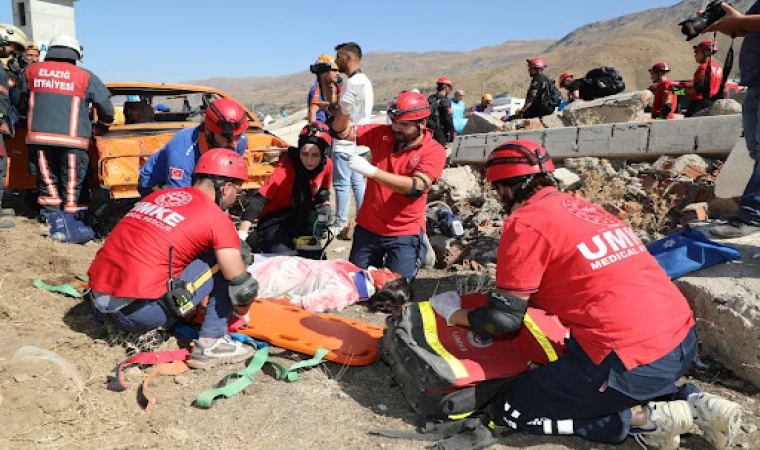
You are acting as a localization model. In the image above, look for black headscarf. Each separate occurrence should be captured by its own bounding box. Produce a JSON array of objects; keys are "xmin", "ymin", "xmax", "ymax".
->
[{"xmin": 287, "ymin": 144, "xmax": 328, "ymax": 236}]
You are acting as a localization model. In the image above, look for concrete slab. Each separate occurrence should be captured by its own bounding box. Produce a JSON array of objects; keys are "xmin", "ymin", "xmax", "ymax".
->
[
  {"xmin": 675, "ymin": 227, "xmax": 760, "ymax": 388},
  {"xmin": 649, "ymin": 119, "xmax": 698, "ymax": 155},
  {"xmin": 715, "ymin": 139, "xmax": 753, "ymax": 199},
  {"xmin": 515, "ymin": 130, "xmax": 546, "ymax": 146},
  {"xmin": 695, "ymin": 115, "xmax": 742, "ymax": 154},
  {"xmin": 451, "ymin": 135, "xmax": 489, "ymax": 164},
  {"xmin": 544, "ymin": 127, "xmax": 579, "ymax": 158},
  {"xmin": 577, "ymin": 124, "xmax": 613, "ymax": 156},
  {"xmin": 608, "ymin": 123, "xmax": 650, "ymax": 157},
  {"xmin": 485, "ymin": 131, "xmax": 521, "ymax": 150}
]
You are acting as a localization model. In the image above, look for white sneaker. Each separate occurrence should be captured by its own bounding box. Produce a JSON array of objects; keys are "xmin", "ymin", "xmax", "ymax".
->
[
  {"xmin": 692, "ymin": 393, "xmax": 743, "ymax": 450},
  {"xmin": 632, "ymin": 401, "xmax": 693, "ymax": 450},
  {"xmin": 187, "ymin": 335, "xmax": 255, "ymax": 370}
]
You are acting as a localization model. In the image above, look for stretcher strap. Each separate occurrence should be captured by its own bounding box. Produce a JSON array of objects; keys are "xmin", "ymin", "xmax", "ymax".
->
[
  {"xmin": 106, "ymin": 349, "xmax": 190, "ymax": 392},
  {"xmin": 137, "ymin": 360, "xmax": 190, "ymax": 412},
  {"xmin": 523, "ymin": 312, "xmax": 558, "ymax": 362}
]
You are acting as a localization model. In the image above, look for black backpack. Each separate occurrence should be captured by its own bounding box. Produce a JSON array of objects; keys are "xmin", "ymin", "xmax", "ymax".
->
[
  {"xmin": 579, "ymin": 66, "xmax": 625, "ymax": 100},
  {"xmin": 538, "ymin": 78, "xmax": 562, "ymax": 113},
  {"xmin": 427, "ymin": 94, "xmax": 442, "ymax": 133}
]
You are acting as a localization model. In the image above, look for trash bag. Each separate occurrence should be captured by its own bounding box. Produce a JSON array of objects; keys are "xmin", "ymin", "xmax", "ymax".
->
[{"xmin": 646, "ymin": 227, "xmax": 741, "ymax": 279}]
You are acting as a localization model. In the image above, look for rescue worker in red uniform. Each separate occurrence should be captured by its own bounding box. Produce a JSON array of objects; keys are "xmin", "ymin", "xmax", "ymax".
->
[
  {"xmin": 649, "ymin": 62, "xmax": 677, "ymax": 120},
  {"xmin": 16, "ymin": 34, "xmax": 114, "ymax": 221},
  {"xmin": 430, "ymin": 140, "xmax": 743, "ymax": 450},
  {"xmin": 331, "ymin": 91, "xmax": 446, "ymax": 281},
  {"xmin": 238, "ymin": 122, "xmax": 334, "ymax": 254},
  {"xmin": 0, "ymin": 52, "xmax": 13, "ymax": 228},
  {"xmin": 88, "ymin": 149, "xmax": 259, "ymax": 369},
  {"xmin": 677, "ymin": 40, "xmax": 724, "ymax": 118}
]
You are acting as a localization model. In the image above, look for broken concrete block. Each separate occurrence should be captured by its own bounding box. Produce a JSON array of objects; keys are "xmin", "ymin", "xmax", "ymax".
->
[
  {"xmin": 675, "ymin": 229, "xmax": 760, "ymax": 388},
  {"xmin": 715, "ymin": 139, "xmax": 752, "ymax": 199},
  {"xmin": 693, "ymin": 99, "xmax": 743, "ymax": 117},
  {"xmin": 461, "ymin": 112, "xmax": 505, "ymax": 135},
  {"xmin": 543, "ymin": 127, "xmax": 578, "ymax": 158},
  {"xmin": 695, "ymin": 115, "xmax": 743, "ymax": 154},
  {"xmin": 437, "ymin": 166, "xmax": 484, "ymax": 203},
  {"xmin": 451, "ymin": 135, "xmax": 489, "ymax": 164},
  {"xmin": 554, "ymin": 168, "xmax": 581, "ymax": 190},
  {"xmin": 540, "ymin": 113, "xmax": 572, "ymax": 129},
  {"xmin": 562, "ymin": 91, "xmax": 651, "ymax": 125}
]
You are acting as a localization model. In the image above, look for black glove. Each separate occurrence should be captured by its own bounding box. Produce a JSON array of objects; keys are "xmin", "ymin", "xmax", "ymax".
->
[{"xmin": 240, "ymin": 239, "xmax": 254, "ymax": 266}]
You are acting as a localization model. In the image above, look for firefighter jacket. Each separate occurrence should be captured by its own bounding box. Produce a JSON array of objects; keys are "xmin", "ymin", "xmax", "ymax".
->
[
  {"xmin": 17, "ymin": 61, "xmax": 114, "ymax": 149},
  {"xmin": 0, "ymin": 65, "xmax": 10, "ymax": 138}
]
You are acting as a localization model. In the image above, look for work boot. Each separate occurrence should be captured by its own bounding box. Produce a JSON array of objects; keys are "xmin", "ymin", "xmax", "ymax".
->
[
  {"xmin": 186, "ymin": 335, "xmax": 255, "ymax": 370},
  {"xmin": 631, "ymin": 401, "xmax": 693, "ymax": 450},
  {"xmin": 710, "ymin": 219, "xmax": 760, "ymax": 239},
  {"xmin": 691, "ymin": 393, "xmax": 742, "ymax": 450}
]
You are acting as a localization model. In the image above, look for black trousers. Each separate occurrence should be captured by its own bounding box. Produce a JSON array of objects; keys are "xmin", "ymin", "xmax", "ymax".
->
[
  {"xmin": 0, "ymin": 139, "xmax": 7, "ymax": 207},
  {"xmin": 29, "ymin": 144, "xmax": 89, "ymax": 219},
  {"xmin": 684, "ymin": 99, "xmax": 714, "ymax": 118}
]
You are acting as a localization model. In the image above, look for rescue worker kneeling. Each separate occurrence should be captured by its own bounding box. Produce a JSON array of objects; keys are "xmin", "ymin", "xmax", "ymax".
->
[
  {"xmin": 430, "ymin": 140, "xmax": 742, "ymax": 450},
  {"xmin": 88, "ymin": 149, "xmax": 259, "ymax": 369},
  {"xmin": 238, "ymin": 122, "xmax": 333, "ymax": 254}
]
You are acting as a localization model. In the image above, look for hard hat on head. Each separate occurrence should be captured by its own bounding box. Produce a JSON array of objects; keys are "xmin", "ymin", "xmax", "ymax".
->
[
  {"xmin": 204, "ymin": 98, "xmax": 248, "ymax": 137},
  {"xmin": 485, "ymin": 140, "xmax": 555, "ymax": 183},
  {"xmin": 0, "ymin": 24, "xmax": 29, "ymax": 52},
  {"xmin": 482, "ymin": 93, "xmax": 493, "ymax": 101},
  {"xmin": 559, "ymin": 72, "xmax": 574, "ymax": 87},
  {"xmin": 194, "ymin": 148, "xmax": 248, "ymax": 182},
  {"xmin": 48, "ymin": 34, "xmax": 83, "ymax": 60},
  {"xmin": 649, "ymin": 62, "xmax": 671, "ymax": 73},
  {"xmin": 436, "ymin": 77, "xmax": 452, "ymax": 87},
  {"xmin": 693, "ymin": 40, "xmax": 718, "ymax": 54},
  {"xmin": 527, "ymin": 58, "xmax": 546, "ymax": 70},
  {"xmin": 298, "ymin": 122, "xmax": 332, "ymax": 152},
  {"xmin": 310, "ymin": 54, "xmax": 338, "ymax": 74},
  {"xmin": 388, "ymin": 91, "xmax": 430, "ymax": 121}
]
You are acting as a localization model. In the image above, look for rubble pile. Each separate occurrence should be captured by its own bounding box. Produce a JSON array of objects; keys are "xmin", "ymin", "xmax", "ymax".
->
[{"xmin": 428, "ymin": 154, "xmax": 727, "ymax": 272}]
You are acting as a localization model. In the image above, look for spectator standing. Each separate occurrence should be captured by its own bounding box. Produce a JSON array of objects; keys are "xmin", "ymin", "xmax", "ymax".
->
[
  {"xmin": 450, "ymin": 89, "xmax": 467, "ymax": 134},
  {"xmin": 329, "ymin": 42, "xmax": 372, "ymax": 238},
  {"xmin": 707, "ymin": 2, "xmax": 760, "ymax": 238},
  {"xmin": 427, "ymin": 77, "xmax": 456, "ymax": 147},
  {"xmin": 649, "ymin": 62, "xmax": 677, "ymax": 120},
  {"xmin": 307, "ymin": 54, "xmax": 341, "ymax": 125},
  {"xmin": 16, "ymin": 34, "xmax": 114, "ymax": 221},
  {"xmin": 331, "ymin": 91, "xmax": 446, "ymax": 281}
]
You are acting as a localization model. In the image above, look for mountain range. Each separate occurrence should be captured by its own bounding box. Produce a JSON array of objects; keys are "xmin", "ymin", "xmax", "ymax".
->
[{"xmin": 187, "ymin": 0, "xmax": 753, "ymax": 114}]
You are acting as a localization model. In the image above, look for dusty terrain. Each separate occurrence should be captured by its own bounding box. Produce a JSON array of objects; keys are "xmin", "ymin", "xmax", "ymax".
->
[{"xmin": 0, "ymin": 207, "xmax": 758, "ymax": 449}]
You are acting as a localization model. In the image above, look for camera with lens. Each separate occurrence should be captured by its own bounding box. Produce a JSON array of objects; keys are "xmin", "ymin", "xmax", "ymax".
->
[{"xmin": 679, "ymin": 0, "xmax": 728, "ymax": 41}]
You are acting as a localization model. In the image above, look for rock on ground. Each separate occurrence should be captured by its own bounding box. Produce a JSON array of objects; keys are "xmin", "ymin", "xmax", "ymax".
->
[
  {"xmin": 715, "ymin": 139, "xmax": 753, "ymax": 199},
  {"xmin": 434, "ymin": 166, "xmax": 484, "ymax": 203},
  {"xmin": 461, "ymin": 112, "xmax": 505, "ymax": 135},
  {"xmin": 692, "ymin": 99, "xmax": 743, "ymax": 117},
  {"xmin": 562, "ymin": 91, "xmax": 651, "ymax": 125},
  {"xmin": 675, "ymin": 227, "xmax": 760, "ymax": 389}
]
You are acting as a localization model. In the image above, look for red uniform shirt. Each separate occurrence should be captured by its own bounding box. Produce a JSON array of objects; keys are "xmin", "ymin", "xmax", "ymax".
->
[
  {"xmin": 690, "ymin": 60, "xmax": 723, "ymax": 101},
  {"xmin": 88, "ymin": 187, "xmax": 239, "ymax": 299},
  {"xmin": 356, "ymin": 125, "xmax": 446, "ymax": 236},
  {"xmin": 495, "ymin": 187, "xmax": 694, "ymax": 370},
  {"xmin": 652, "ymin": 79, "xmax": 677, "ymax": 119},
  {"xmin": 258, "ymin": 156, "xmax": 333, "ymax": 217}
]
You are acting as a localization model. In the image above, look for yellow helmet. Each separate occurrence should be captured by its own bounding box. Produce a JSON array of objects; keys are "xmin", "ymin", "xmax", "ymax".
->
[
  {"xmin": 482, "ymin": 93, "xmax": 493, "ymax": 101},
  {"xmin": 0, "ymin": 24, "xmax": 30, "ymax": 53},
  {"xmin": 310, "ymin": 54, "xmax": 338, "ymax": 74}
]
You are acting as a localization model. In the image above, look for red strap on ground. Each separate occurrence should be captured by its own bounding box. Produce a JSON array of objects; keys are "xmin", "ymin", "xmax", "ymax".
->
[{"xmin": 106, "ymin": 349, "xmax": 189, "ymax": 392}]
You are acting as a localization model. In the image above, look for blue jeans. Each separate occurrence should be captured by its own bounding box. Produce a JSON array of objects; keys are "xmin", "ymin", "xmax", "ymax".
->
[
  {"xmin": 91, "ymin": 252, "xmax": 232, "ymax": 339},
  {"xmin": 490, "ymin": 327, "xmax": 699, "ymax": 443},
  {"xmin": 738, "ymin": 87, "xmax": 760, "ymax": 224},
  {"xmin": 349, "ymin": 225, "xmax": 426, "ymax": 281},
  {"xmin": 330, "ymin": 150, "xmax": 365, "ymax": 228}
]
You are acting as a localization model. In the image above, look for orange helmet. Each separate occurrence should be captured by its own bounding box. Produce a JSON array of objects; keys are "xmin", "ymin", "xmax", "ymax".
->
[
  {"xmin": 194, "ymin": 148, "xmax": 248, "ymax": 182},
  {"xmin": 485, "ymin": 140, "xmax": 555, "ymax": 183},
  {"xmin": 310, "ymin": 54, "xmax": 338, "ymax": 74},
  {"xmin": 388, "ymin": 91, "xmax": 430, "ymax": 121},
  {"xmin": 482, "ymin": 93, "xmax": 493, "ymax": 101}
]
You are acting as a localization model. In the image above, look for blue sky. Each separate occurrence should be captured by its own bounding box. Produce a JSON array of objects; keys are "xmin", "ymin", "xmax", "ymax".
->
[{"xmin": 1, "ymin": 0, "xmax": 680, "ymax": 83}]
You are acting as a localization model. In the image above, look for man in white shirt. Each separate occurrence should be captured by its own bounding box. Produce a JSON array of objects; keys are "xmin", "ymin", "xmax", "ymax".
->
[{"xmin": 330, "ymin": 42, "xmax": 373, "ymax": 238}]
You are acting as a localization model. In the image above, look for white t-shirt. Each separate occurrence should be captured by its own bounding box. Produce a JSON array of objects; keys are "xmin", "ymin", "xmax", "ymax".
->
[{"xmin": 334, "ymin": 72, "xmax": 374, "ymax": 155}]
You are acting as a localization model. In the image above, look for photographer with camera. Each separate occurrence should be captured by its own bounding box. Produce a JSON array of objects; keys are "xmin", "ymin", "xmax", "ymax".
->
[{"xmin": 705, "ymin": 1, "xmax": 760, "ymax": 238}]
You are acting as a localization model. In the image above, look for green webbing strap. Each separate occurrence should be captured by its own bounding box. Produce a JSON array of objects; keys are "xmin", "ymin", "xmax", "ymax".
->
[
  {"xmin": 33, "ymin": 279, "xmax": 82, "ymax": 298},
  {"xmin": 195, "ymin": 346, "xmax": 270, "ymax": 409},
  {"xmin": 195, "ymin": 347, "xmax": 329, "ymax": 408}
]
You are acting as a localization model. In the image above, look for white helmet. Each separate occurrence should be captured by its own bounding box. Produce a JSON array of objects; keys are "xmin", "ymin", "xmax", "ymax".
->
[
  {"xmin": 48, "ymin": 34, "xmax": 83, "ymax": 60},
  {"xmin": 0, "ymin": 23, "xmax": 30, "ymax": 52}
]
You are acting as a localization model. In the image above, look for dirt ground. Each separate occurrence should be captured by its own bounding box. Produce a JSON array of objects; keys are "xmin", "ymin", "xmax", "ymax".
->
[{"xmin": 0, "ymin": 210, "xmax": 758, "ymax": 450}]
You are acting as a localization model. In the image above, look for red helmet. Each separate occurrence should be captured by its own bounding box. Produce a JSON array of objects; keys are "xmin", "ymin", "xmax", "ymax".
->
[
  {"xmin": 204, "ymin": 99, "xmax": 248, "ymax": 137},
  {"xmin": 559, "ymin": 72, "xmax": 574, "ymax": 87},
  {"xmin": 527, "ymin": 58, "xmax": 546, "ymax": 70},
  {"xmin": 194, "ymin": 148, "xmax": 248, "ymax": 182},
  {"xmin": 298, "ymin": 122, "xmax": 332, "ymax": 151},
  {"xmin": 485, "ymin": 140, "xmax": 555, "ymax": 183},
  {"xmin": 649, "ymin": 62, "xmax": 671, "ymax": 73},
  {"xmin": 693, "ymin": 40, "xmax": 718, "ymax": 54},
  {"xmin": 436, "ymin": 77, "xmax": 452, "ymax": 87},
  {"xmin": 388, "ymin": 91, "xmax": 430, "ymax": 121}
]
